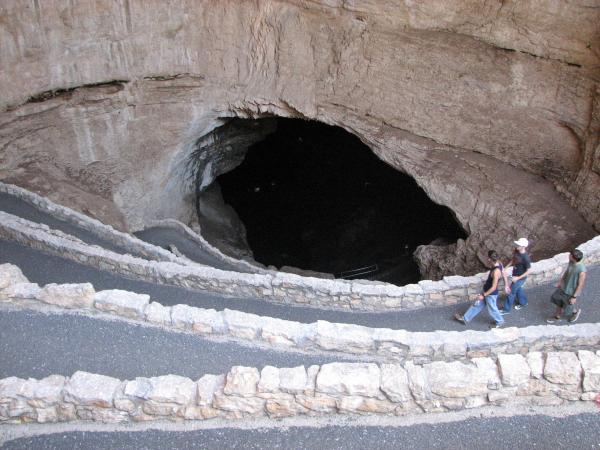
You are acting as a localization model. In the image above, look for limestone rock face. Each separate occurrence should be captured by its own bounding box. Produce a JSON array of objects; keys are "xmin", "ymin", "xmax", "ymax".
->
[{"xmin": 0, "ymin": 1, "xmax": 598, "ymax": 279}]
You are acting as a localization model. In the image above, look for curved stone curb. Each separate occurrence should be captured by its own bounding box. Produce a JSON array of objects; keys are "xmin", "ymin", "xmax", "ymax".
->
[
  {"xmin": 145, "ymin": 218, "xmax": 265, "ymax": 273},
  {"xmin": 2, "ymin": 263, "xmax": 600, "ymax": 365},
  {"xmin": 2, "ymin": 351, "xmax": 599, "ymax": 424},
  {"xmin": 0, "ymin": 182, "xmax": 187, "ymax": 265},
  {"xmin": 1, "ymin": 208, "xmax": 599, "ymax": 312}
]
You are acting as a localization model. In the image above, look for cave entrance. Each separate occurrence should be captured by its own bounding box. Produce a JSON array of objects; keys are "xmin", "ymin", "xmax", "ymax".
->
[{"xmin": 211, "ymin": 118, "xmax": 466, "ymax": 284}]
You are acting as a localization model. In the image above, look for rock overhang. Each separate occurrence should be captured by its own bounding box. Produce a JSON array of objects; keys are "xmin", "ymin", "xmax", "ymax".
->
[{"xmin": 0, "ymin": 0, "xmax": 598, "ymax": 280}]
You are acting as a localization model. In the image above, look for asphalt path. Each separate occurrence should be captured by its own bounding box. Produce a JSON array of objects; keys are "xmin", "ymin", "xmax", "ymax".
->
[
  {"xmin": 0, "ymin": 192, "xmax": 251, "ymax": 272},
  {"xmin": 3, "ymin": 412, "xmax": 599, "ymax": 449},
  {"xmin": 0, "ymin": 309, "xmax": 354, "ymax": 380},
  {"xmin": 134, "ymin": 226, "xmax": 253, "ymax": 272},
  {"xmin": 0, "ymin": 193, "xmax": 127, "ymax": 255},
  {"xmin": 1, "ymin": 239, "xmax": 598, "ymax": 332}
]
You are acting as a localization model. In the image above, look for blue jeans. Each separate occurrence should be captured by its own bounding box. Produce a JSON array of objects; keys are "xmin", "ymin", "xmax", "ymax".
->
[
  {"xmin": 503, "ymin": 277, "xmax": 528, "ymax": 312},
  {"xmin": 464, "ymin": 294, "xmax": 504, "ymax": 325}
]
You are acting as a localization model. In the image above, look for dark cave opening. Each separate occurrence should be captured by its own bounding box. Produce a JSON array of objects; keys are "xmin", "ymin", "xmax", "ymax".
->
[{"xmin": 215, "ymin": 118, "xmax": 467, "ymax": 284}]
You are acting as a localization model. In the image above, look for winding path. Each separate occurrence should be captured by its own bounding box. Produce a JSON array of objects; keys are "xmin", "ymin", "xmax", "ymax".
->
[{"xmin": 1, "ymin": 190, "xmax": 598, "ymax": 448}]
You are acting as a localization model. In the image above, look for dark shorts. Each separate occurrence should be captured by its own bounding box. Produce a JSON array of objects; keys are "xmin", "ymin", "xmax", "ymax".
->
[{"xmin": 551, "ymin": 289, "xmax": 572, "ymax": 309}]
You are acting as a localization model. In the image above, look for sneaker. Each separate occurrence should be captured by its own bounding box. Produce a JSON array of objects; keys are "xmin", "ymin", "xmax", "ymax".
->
[
  {"xmin": 546, "ymin": 316, "xmax": 561, "ymax": 324},
  {"xmin": 454, "ymin": 313, "xmax": 467, "ymax": 325},
  {"xmin": 500, "ymin": 310, "xmax": 510, "ymax": 315},
  {"xmin": 514, "ymin": 305, "xmax": 526, "ymax": 310},
  {"xmin": 489, "ymin": 322, "xmax": 503, "ymax": 329},
  {"xmin": 569, "ymin": 309, "xmax": 581, "ymax": 323}
]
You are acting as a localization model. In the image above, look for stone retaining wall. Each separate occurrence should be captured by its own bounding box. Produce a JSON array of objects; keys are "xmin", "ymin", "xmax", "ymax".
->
[
  {"xmin": 0, "ymin": 182, "xmax": 184, "ymax": 265},
  {"xmin": 2, "ymin": 208, "xmax": 600, "ymax": 312},
  {"xmin": 2, "ymin": 351, "xmax": 599, "ymax": 424},
  {"xmin": 146, "ymin": 218, "xmax": 264, "ymax": 273},
  {"xmin": 1, "ymin": 181, "xmax": 264, "ymax": 274},
  {"xmin": 2, "ymin": 263, "xmax": 600, "ymax": 365}
]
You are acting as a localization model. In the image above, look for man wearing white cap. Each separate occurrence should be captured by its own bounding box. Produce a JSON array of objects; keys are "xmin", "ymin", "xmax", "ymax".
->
[{"xmin": 502, "ymin": 237, "xmax": 532, "ymax": 314}]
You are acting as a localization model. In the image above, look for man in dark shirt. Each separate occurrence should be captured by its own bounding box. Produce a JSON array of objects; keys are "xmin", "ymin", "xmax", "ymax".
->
[{"xmin": 502, "ymin": 237, "xmax": 532, "ymax": 313}]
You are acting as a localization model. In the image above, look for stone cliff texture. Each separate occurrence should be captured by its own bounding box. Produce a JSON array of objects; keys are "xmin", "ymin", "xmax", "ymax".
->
[{"xmin": 0, "ymin": 0, "xmax": 599, "ymax": 279}]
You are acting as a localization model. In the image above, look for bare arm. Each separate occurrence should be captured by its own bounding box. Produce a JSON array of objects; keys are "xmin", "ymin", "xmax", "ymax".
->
[
  {"xmin": 556, "ymin": 268, "xmax": 568, "ymax": 288},
  {"xmin": 569, "ymin": 272, "xmax": 587, "ymax": 304},
  {"xmin": 502, "ymin": 270, "xmax": 511, "ymax": 293},
  {"xmin": 480, "ymin": 269, "xmax": 501, "ymax": 298}
]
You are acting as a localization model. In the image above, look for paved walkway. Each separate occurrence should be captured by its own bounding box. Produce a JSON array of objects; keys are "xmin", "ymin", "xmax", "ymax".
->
[
  {"xmin": 134, "ymin": 226, "xmax": 254, "ymax": 272},
  {"xmin": 1, "ymin": 190, "xmax": 599, "ymax": 447},
  {"xmin": 0, "ymin": 308, "xmax": 354, "ymax": 380},
  {"xmin": 1, "ymin": 239, "xmax": 598, "ymax": 332},
  {"xmin": 3, "ymin": 410, "xmax": 599, "ymax": 449}
]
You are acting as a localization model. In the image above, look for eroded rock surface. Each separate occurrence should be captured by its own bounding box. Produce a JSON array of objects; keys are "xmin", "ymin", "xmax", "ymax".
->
[{"xmin": 0, "ymin": 1, "xmax": 598, "ymax": 279}]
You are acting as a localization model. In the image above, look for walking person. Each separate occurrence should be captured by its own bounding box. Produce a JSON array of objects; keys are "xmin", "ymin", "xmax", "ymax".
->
[
  {"xmin": 454, "ymin": 250, "xmax": 505, "ymax": 329},
  {"xmin": 502, "ymin": 238, "xmax": 531, "ymax": 313},
  {"xmin": 547, "ymin": 248, "xmax": 587, "ymax": 324}
]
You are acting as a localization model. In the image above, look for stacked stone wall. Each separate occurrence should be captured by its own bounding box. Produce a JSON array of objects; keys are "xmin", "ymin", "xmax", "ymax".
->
[
  {"xmin": 2, "ymin": 351, "xmax": 599, "ymax": 424},
  {"xmin": 1, "ymin": 206, "xmax": 599, "ymax": 312},
  {"xmin": 2, "ymin": 264, "xmax": 600, "ymax": 365}
]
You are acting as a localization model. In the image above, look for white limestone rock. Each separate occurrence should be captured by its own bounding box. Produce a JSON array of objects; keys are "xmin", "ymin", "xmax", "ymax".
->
[
  {"xmin": 38, "ymin": 283, "xmax": 95, "ymax": 309},
  {"xmin": 224, "ymin": 367, "xmax": 260, "ymax": 397},
  {"xmin": 0, "ymin": 264, "xmax": 28, "ymax": 292},
  {"xmin": 171, "ymin": 304, "xmax": 225, "ymax": 334},
  {"xmin": 212, "ymin": 394, "xmax": 265, "ymax": 416},
  {"xmin": 295, "ymin": 393, "xmax": 337, "ymax": 413},
  {"xmin": 123, "ymin": 378, "xmax": 152, "ymax": 399},
  {"xmin": 498, "ymin": 354, "xmax": 531, "ymax": 386},
  {"xmin": 0, "ymin": 377, "xmax": 26, "ymax": 403},
  {"xmin": 63, "ymin": 371, "xmax": 121, "ymax": 408},
  {"xmin": 2, "ymin": 282, "xmax": 41, "ymax": 300},
  {"xmin": 261, "ymin": 317, "xmax": 312, "ymax": 347},
  {"xmin": 544, "ymin": 352, "xmax": 582, "ymax": 385},
  {"xmin": 578, "ymin": 350, "xmax": 600, "ymax": 392},
  {"xmin": 265, "ymin": 393, "xmax": 306, "ymax": 418},
  {"xmin": 196, "ymin": 374, "xmax": 225, "ymax": 406},
  {"xmin": 472, "ymin": 357, "xmax": 502, "ymax": 390},
  {"xmin": 94, "ymin": 289, "xmax": 150, "ymax": 319},
  {"xmin": 145, "ymin": 375, "xmax": 196, "ymax": 405},
  {"xmin": 25, "ymin": 375, "xmax": 66, "ymax": 408},
  {"xmin": 77, "ymin": 407, "xmax": 130, "ymax": 422},
  {"xmin": 426, "ymin": 361, "xmax": 490, "ymax": 398},
  {"xmin": 279, "ymin": 366, "xmax": 307, "ymax": 394},
  {"xmin": 316, "ymin": 363, "xmax": 382, "ymax": 398},
  {"xmin": 35, "ymin": 406, "xmax": 58, "ymax": 423},
  {"xmin": 223, "ymin": 309, "xmax": 263, "ymax": 339},
  {"xmin": 380, "ymin": 364, "xmax": 412, "ymax": 403},
  {"xmin": 315, "ymin": 321, "xmax": 374, "ymax": 353},
  {"xmin": 258, "ymin": 366, "xmax": 280, "ymax": 393},
  {"xmin": 337, "ymin": 396, "xmax": 396, "ymax": 415},
  {"xmin": 526, "ymin": 352, "xmax": 545, "ymax": 379},
  {"xmin": 144, "ymin": 302, "xmax": 172, "ymax": 325}
]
